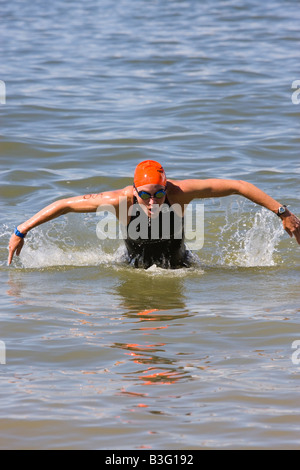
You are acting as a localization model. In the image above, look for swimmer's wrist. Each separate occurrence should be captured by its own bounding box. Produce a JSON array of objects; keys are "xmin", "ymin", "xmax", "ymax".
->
[
  {"xmin": 276, "ymin": 205, "xmax": 291, "ymax": 218},
  {"xmin": 15, "ymin": 226, "xmax": 27, "ymax": 238}
]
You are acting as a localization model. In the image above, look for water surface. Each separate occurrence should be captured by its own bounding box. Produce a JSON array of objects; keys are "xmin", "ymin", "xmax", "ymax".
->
[{"xmin": 0, "ymin": 0, "xmax": 299, "ymax": 450}]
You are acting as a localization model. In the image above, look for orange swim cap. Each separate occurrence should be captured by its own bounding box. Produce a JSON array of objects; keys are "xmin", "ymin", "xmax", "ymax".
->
[{"xmin": 134, "ymin": 160, "xmax": 167, "ymax": 188}]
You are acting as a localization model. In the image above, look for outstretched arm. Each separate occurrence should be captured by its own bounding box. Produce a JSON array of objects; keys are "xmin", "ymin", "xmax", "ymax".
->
[
  {"xmin": 178, "ymin": 178, "xmax": 300, "ymax": 245},
  {"xmin": 7, "ymin": 189, "xmax": 127, "ymax": 265}
]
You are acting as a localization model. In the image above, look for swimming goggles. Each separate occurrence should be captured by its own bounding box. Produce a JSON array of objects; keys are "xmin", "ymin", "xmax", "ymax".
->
[{"xmin": 134, "ymin": 185, "xmax": 167, "ymax": 201}]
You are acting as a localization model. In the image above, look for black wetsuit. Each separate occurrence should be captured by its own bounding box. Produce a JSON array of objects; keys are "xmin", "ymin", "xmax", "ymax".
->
[{"xmin": 124, "ymin": 197, "xmax": 190, "ymax": 269}]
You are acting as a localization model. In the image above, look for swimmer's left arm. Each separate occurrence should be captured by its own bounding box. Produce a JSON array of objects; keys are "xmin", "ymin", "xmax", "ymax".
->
[{"xmin": 179, "ymin": 179, "xmax": 300, "ymax": 245}]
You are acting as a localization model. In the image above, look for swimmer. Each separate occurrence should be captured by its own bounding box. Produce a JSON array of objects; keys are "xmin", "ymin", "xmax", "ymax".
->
[{"xmin": 8, "ymin": 160, "xmax": 300, "ymax": 268}]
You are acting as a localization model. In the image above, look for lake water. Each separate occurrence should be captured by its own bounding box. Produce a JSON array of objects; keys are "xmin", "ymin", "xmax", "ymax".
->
[{"xmin": 0, "ymin": 0, "xmax": 299, "ymax": 450}]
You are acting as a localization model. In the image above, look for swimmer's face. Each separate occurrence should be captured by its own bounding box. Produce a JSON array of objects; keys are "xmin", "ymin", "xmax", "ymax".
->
[{"xmin": 134, "ymin": 184, "xmax": 167, "ymax": 217}]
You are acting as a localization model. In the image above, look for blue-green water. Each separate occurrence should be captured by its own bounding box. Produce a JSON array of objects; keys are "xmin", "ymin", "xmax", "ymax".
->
[{"xmin": 0, "ymin": 0, "xmax": 299, "ymax": 449}]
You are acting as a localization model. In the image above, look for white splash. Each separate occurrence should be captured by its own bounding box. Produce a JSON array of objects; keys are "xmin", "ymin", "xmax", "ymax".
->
[
  {"xmin": 11, "ymin": 221, "xmax": 127, "ymax": 269},
  {"xmin": 1, "ymin": 205, "xmax": 285, "ymax": 271},
  {"xmin": 216, "ymin": 206, "xmax": 285, "ymax": 267}
]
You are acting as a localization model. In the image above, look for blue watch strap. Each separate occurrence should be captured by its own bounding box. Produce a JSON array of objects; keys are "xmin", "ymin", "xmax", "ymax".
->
[{"xmin": 15, "ymin": 228, "xmax": 26, "ymax": 239}]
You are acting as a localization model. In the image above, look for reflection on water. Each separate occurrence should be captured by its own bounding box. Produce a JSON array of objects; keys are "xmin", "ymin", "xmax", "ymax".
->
[
  {"xmin": 113, "ymin": 346, "xmax": 192, "ymax": 386},
  {"xmin": 1, "ymin": 0, "xmax": 300, "ymax": 450},
  {"xmin": 5, "ymin": 267, "xmax": 195, "ymax": 385},
  {"xmin": 112, "ymin": 311, "xmax": 193, "ymax": 387},
  {"xmin": 112, "ymin": 340, "xmax": 190, "ymax": 384},
  {"xmin": 114, "ymin": 273, "xmax": 195, "ymax": 387},
  {"xmin": 115, "ymin": 269, "xmax": 188, "ymax": 312}
]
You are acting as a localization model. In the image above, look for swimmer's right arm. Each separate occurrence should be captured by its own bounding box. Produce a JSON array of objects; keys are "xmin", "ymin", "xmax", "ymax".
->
[{"xmin": 8, "ymin": 189, "xmax": 128, "ymax": 265}]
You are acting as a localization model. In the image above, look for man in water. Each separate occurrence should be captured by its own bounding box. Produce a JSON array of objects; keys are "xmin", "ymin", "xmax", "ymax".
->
[{"xmin": 8, "ymin": 160, "xmax": 300, "ymax": 268}]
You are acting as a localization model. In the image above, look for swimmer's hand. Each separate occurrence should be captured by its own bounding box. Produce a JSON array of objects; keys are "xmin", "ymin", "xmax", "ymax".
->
[
  {"xmin": 8, "ymin": 233, "xmax": 25, "ymax": 265},
  {"xmin": 281, "ymin": 211, "xmax": 300, "ymax": 245}
]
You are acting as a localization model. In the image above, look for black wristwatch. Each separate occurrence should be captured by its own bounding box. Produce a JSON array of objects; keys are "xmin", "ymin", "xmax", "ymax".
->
[{"xmin": 277, "ymin": 205, "xmax": 288, "ymax": 217}]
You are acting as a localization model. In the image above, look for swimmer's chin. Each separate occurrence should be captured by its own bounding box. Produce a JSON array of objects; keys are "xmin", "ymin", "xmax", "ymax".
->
[{"xmin": 147, "ymin": 207, "xmax": 160, "ymax": 218}]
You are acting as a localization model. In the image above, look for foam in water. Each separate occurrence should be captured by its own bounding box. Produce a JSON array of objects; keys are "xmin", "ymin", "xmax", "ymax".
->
[
  {"xmin": 1, "ymin": 206, "xmax": 285, "ymax": 271},
  {"xmin": 17, "ymin": 235, "xmax": 203, "ymax": 276},
  {"xmin": 18, "ymin": 236, "xmax": 127, "ymax": 269},
  {"xmin": 215, "ymin": 206, "xmax": 285, "ymax": 267}
]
